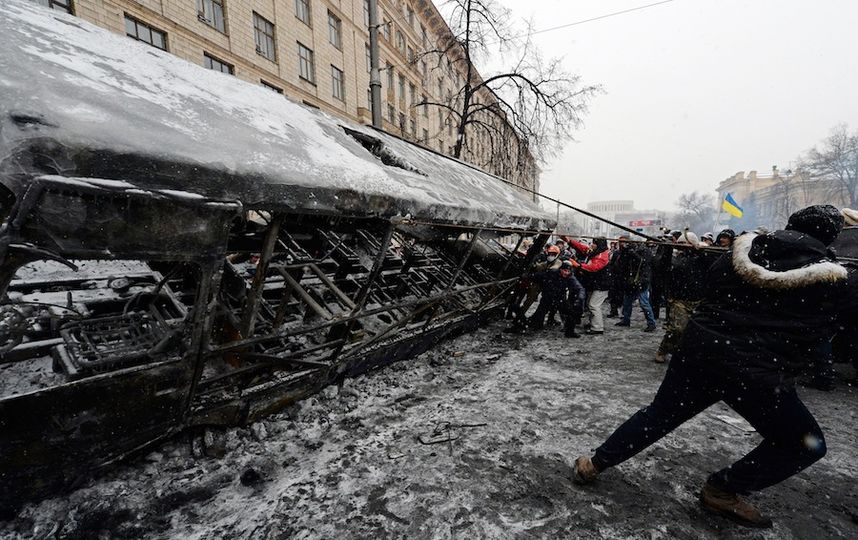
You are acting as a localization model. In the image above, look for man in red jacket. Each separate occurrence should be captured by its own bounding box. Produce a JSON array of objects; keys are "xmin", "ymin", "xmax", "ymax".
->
[{"xmin": 563, "ymin": 237, "xmax": 612, "ymax": 334}]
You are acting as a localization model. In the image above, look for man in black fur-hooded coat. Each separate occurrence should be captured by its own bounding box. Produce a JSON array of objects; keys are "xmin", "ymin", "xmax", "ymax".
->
[{"xmin": 570, "ymin": 205, "xmax": 857, "ymax": 529}]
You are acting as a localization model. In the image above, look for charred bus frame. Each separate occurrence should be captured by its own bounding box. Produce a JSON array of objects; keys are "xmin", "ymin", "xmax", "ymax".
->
[{"xmin": 0, "ymin": 1, "xmax": 554, "ymax": 510}]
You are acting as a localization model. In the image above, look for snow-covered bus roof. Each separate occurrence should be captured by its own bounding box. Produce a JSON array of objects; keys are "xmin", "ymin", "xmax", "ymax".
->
[{"xmin": 0, "ymin": 0, "xmax": 554, "ymax": 232}]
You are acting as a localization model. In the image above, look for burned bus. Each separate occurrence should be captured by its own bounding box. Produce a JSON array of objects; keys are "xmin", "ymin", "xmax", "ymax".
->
[{"xmin": 0, "ymin": 1, "xmax": 555, "ymax": 509}]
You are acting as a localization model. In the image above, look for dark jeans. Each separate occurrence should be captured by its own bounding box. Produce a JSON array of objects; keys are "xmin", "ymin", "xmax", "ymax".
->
[
  {"xmin": 531, "ymin": 297, "xmax": 579, "ymax": 335},
  {"xmin": 591, "ymin": 353, "xmax": 826, "ymax": 495},
  {"xmin": 621, "ymin": 289, "xmax": 656, "ymax": 327}
]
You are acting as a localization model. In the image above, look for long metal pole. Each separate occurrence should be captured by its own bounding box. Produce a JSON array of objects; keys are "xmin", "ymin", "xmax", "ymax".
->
[{"xmin": 368, "ymin": 0, "xmax": 383, "ymax": 128}]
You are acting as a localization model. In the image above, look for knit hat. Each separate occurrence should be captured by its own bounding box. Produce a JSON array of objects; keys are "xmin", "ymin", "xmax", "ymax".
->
[
  {"xmin": 716, "ymin": 228, "xmax": 736, "ymax": 242},
  {"xmin": 591, "ymin": 237, "xmax": 608, "ymax": 253},
  {"xmin": 701, "ymin": 232, "xmax": 715, "ymax": 242},
  {"xmin": 785, "ymin": 204, "xmax": 844, "ymax": 246},
  {"xmin": 843, "ymin": 208, "xmax": 858, "ymax": 226}
]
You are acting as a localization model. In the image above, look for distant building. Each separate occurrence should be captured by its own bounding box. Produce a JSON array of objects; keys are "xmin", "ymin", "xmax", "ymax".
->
[
  {"xmin": 715, "ymin": 167, "xmax": 849, "ymax": 231},
  {"xmin": 579, "ymin": 200, "xmax": 634, "ymax": 237},
  {"xmin": 555, "ymin": 200, "xmax": 670, "ymax": 239}
]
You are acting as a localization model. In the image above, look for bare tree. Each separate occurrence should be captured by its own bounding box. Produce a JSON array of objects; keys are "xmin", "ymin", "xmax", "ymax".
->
[
  {"xmin": 799, "ymin": 124, "xmax": 858, "ymax": 208},
  {"xmin": 769, "ymin": 166, "xmax": 812, "ymax": 226},
  {"xmin": 417, "ymin": 0, "xmax": 600, "ymax": 178},
  {"xmin": 675, "ymin": 191, "xmax": 716, "ymax": 234}
]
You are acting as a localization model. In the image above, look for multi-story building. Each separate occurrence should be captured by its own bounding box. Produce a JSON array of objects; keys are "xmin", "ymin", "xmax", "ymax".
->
[
  {"xmin": 555, "ymin": 200, "xmax": 668, "ymax": 239},
  {"xmin": 577, "ymin": 200, "xmax": 634, "ymax": 237},
  {"xmin": 30, "ymin": 0, "xmax": 538, "ymax": 193},
  {"xmin": 715, "ymin": 168, "xmax": 849, "ymax": 231}
]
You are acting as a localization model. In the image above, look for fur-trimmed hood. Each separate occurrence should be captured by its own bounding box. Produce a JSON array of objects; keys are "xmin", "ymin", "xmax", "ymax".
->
[{"xmin": 732, "ymin": 231, "xmax": 848, "ymax": 289}]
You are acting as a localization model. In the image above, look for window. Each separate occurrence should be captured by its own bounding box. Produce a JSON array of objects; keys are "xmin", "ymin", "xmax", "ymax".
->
[
  {"xmin": 382, "ymin": 15, "xmax": 391, "ymax": 41},
  {"xmin": 386, "ymin": 63, "xmax": 394, "ymax": 88},
  {"xmin": 407, "ymin": 46, "xmax": 415, "ymax": 63},
  {"xmin": 410, "ymin": 118, "xmax": 416, "ymax": 137},
  {"xmin": 421, "ymin": 25, "xmax": 427, "ymax": 48},
  {"xmin": 438, "ymin": 110, "xmax": 444, "ymax": 130},
  {"xmin": 398, "ymin": 75, "xmax": 405, "ymax": 100},
  {"xmin": 261, "ymin": 80, "xmax": 283, "ymax": 93},
  {"xmin": 328, "ymin": 11, "xmax": 342, "ymax": 49},
  {"xmin": 331, "ymin": 65, "xmax": 345, "ymax": 101},
  {"xmin": 396, "ymin": 31, "xmax": 406, "ymax": 54},
  {"xmin": 407, "ymin": 5, "xmax": 415, "ymax": 27},
  {"xmin": 295, "ymin": 0, "xmax": 311, "ymax": 26},
  {"xmin": 204, "ymin": 53, "xmax": 233, "ymax": 75},
  {"xmin": 421, "ymin": 61, "xmax": 427, "ymax": 79},
  {"xmin": 35, "ymin": 0, "xmax": 73, "ymax": 14},
  {"xmin": 365, "ymin": 44, "xmax": 372, "ymax": 73},
  {"xmin": 253, "ymin": 13, "xmax": 276, "ymax": 61},
  {"xmin": 363, "ymin": 0, "xmax": 370, "ymax": 28},
  {"xmin": 124, "ymin": 15, "xmax": 167, "ymax": 51},
  {"xmin": 437, "ymin": 78, "xmax": 443, "ymax": 99},
  {"xmin": 422, "ymin": 128, "xmax": 428, "ymax": 142},
  {"xmin": 409, "ymin": 83, "xmax": 416, "ymax": 105},
  {"xmin": 197, "ymin": 0, "xmax": 225, "ymax": 33},
  {"xmin": 421, "ymin": 94, "xmax": 428, "ymax": 117},
  {"xmin": 298, "ymin": 43, "xmax": 315, "ymax": 83},
  {"xmin": 399, "ymin": 112, "xmax": 406, "ymax": 132},
  {"xmin": 367, "ymin": 89, "xmax": 373, "ymax": 110},
  {"xmin": 387, "ymin": 104, "xmax": 395, "ymax": 123}
]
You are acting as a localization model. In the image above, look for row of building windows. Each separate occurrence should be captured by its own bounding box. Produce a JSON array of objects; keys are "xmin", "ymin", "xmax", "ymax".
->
[
  {"xmin": 38, "ymin": 0, "xmax": 516, "ymax": 180},
  {"xmin": 157, "ymin": 0, "xmax": 460, "ymax": 122},
  {"xmin": 120, "ymin": 10, "xmax": 347, "ymax": 102},
  {"xmin": 128, "ymin": 1, "xmax": 487, "ymax": 156}
]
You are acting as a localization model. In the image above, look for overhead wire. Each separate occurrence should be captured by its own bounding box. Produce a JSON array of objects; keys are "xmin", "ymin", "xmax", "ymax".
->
[
  {"xmin": 380, "ymin": 0, "xmax": 677, "ymax": 72},
  {"xmin": 507, "ymin": 0, "xmax": 675, "ymax": 42}
]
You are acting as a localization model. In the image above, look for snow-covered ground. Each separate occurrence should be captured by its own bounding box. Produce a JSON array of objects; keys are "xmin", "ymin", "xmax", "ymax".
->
[{"xmin": 3, "ymin": 312, "xmax": 857, "ymax": 539}]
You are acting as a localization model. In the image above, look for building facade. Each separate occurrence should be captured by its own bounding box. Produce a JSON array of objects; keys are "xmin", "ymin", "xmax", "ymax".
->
[
  {"xmin": 561, "ymin": 200, "xmax": 635, "ymax": 237},
  {"xmin": 31, "ymin": 0, "xmax": 538, "ymax": 193},
  {"xmin": 715, "ymin": 168, "xmax": 849, "ymax": 231},
  {"xmin": 555, "ymin": 201, "xmax": 669, "ymax": 239}
]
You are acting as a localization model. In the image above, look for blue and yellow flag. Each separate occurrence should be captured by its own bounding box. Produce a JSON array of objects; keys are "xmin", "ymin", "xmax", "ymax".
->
[{"xmin": 722, "ymin": 193, "xmax": 744, "ymax": 218}]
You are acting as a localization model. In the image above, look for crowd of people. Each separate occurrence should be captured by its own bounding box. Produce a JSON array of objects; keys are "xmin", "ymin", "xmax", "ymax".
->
[
  {"xmin": 504, "ymin": 204, "xmax": 858, "ymax": 529},
  {"xmin": 504, "ymin": 226, "xmax": 737, "ymax": 345},
  {"xmin": 505, "ymin": 215, "xmax": 858, "ymax": 382}
]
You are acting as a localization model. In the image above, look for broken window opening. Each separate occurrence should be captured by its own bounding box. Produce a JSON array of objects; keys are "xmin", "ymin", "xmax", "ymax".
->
[{"xmin": 341, "ymin": 127, "xmax": 427, "ymax": 176}]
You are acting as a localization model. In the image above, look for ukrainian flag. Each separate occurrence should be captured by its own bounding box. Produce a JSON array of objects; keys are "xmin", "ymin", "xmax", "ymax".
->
[{"xmin": 722, "ymin": 193, "xmax": 744, "ymax": 218}]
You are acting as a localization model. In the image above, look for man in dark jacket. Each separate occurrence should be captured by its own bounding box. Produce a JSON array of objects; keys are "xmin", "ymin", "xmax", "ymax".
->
[
  {"xmin": 650, "ymin": 239, "xmax": 675, "ymax": 320},
  {"xmin": 571, "ymin": 205, "xmax": 856, "ymax": 529},
  {"xmin": 654, "ymin": 231, "xmax": 715, "ymax": 363},
  {"xmin": 829, "ymin": 218, "xmax": 858, "ymax": 381},
  {"xmin": 614, "ymin": 238, "xmax": 657, "ymax": 331},
  {"xmin": 529, "ymin": 260, "xmax": 586, "ymax": 337},
  {"xmin": 606, "ymin": 241, "xmax": 623, "ymax": 317}
]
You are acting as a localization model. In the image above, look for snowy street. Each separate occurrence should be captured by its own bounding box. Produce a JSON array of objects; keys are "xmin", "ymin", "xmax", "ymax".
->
[{"xmin": 4, "ymin": 314, "xmax": 857, "ymax": 540}]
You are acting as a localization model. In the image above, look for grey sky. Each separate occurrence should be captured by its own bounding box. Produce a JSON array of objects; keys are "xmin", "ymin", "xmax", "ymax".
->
[{"xmin": 490, "ymin": 0, "xmax": 858, "ymax": 211}]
